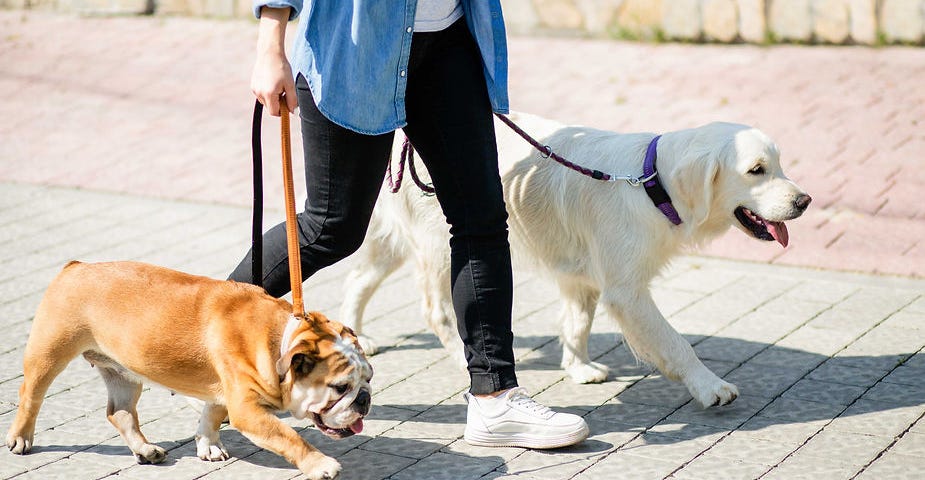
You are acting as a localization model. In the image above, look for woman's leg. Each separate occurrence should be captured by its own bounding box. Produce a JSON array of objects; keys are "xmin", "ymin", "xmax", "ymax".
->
[
  {"xmin": 228, "ymin": 75, "xmax": 394, "ymax": 297},
  {"xmin": 402, "ymin": 20, "xmax": 517, "ymax": 395}
]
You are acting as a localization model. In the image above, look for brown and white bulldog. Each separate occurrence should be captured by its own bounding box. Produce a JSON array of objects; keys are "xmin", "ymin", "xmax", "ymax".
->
[{"xmin": 5, "ymin": 260, "xmax": 372, "ymax": 480}]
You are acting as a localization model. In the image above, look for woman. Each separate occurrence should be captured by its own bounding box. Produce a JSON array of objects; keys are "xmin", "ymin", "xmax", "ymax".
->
[{"xmin": 231, "ymin": 0, "xmax": 588, "ymax": 449}]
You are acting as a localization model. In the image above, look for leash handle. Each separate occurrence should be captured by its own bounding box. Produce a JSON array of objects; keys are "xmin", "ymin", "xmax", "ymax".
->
[{"xmin": 279, "ymin": 96, "xmax": 305, "ymax": 318}]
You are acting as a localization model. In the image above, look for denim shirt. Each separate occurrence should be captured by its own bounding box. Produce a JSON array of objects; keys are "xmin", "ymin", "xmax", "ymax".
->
[{"xmin": 254, "ymin": 0, "xmax": 510, "ymax": 135}]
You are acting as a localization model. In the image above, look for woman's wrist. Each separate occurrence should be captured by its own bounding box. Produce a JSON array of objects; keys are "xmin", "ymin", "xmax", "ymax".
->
[{"xmin": 257, "ymin": 7, "xmax": 290, "ymax": 55}]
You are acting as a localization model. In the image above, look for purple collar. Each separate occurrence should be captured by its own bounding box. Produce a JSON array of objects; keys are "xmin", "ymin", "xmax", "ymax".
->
[{"xmin": 643, "ymin": 135, "xmax": 683, "ymax": 225}]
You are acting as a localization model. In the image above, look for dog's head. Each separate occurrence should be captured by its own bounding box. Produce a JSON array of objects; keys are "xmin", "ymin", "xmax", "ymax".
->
[
  {"xmin": 276, "ymin": 311, "xmax": 373, "ymax": 439},
  {"xmin": 668, "ymin": 122, "xmax": 811, "ymax": 246}
]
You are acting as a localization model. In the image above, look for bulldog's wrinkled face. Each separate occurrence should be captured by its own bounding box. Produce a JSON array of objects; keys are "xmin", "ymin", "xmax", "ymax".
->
[{"xmin": 277, "ymin": 312, "xmax": 373, "ymax": 439}]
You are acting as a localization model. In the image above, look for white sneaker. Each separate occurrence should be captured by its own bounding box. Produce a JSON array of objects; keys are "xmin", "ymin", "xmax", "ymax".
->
[{"xmin": 463, "ymin": 387, "xmax": 589, "ymax": 449}]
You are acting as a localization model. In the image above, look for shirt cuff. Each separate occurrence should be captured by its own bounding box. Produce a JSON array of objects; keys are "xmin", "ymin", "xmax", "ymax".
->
[{"xmin": 253, "ymin": 0, "xmax": 301, "ymax": 21}]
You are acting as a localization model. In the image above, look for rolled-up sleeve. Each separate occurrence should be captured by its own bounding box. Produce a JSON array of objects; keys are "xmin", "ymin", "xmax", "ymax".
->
[{"xmin": 253, "ymin": 0, "xmax": 302, "ymax": 21}]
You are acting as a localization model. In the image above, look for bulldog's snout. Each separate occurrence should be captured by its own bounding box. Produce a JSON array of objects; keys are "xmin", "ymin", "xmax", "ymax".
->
[
  {"xmin": 794, "ymin": 193, "xmax": 812, "ymax": 212},
  {"xmin": 353, "ymin": 389, "xmax": 371, "ymax": 415}
]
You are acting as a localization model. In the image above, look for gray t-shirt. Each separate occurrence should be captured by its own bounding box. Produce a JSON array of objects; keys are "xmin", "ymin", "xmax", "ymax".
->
[{"xmin": 414, "ymin": 0, "xmax": 463, "ymax": 32}]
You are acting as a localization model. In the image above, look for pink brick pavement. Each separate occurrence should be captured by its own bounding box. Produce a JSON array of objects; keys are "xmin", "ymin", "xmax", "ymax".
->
[{"xmin": 0, "ymin": 12, "xmax": 923, "ymax": 278}]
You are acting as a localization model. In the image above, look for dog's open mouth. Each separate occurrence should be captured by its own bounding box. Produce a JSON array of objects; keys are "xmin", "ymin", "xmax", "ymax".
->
[
  {"xmin": 734, "ymin": 207, "xmax": 789, "ymax": 247},
  {"xmin": 311, "ymin": 413, "xmax": 364, "ymax": 439}
]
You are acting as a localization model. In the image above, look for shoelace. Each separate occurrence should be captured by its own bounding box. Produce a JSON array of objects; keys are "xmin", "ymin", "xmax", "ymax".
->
[{"xmin": 505, "ymin": 387, "xmax": 554, "ymax": 419}]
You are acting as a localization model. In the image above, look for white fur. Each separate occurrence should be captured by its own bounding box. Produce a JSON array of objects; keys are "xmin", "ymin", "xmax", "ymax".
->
[{"xmin": 343, "ymin": 112, "xmax": 809, "ymax": 408}]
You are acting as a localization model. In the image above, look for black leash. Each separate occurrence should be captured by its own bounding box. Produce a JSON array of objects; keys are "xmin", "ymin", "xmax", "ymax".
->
[{"xmin": 251, "ymin": 99, "xmax": 264, "ymax": 288}]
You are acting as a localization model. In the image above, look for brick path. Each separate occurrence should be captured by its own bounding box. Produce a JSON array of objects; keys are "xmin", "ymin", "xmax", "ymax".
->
[
  {"xmin": 1, "ymin": 12, "xmax": 923, "ymax": 278},
  {"xmin": 1, "ymin": 11, "xmax": 925, "ymax": 480}
]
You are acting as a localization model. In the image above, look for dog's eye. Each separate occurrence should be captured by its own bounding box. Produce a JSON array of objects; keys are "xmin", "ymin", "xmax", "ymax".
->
[
  {"xmin": 330, "ymin": 384, "xmax": 349, "ymax": 395},
  {"xmin": 747, "ymin": 165, "xmax": 765, "ymax": 175}
]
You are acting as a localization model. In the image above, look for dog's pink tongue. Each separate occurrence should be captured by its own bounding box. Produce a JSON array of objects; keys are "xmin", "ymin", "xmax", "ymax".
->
[
  {"xmin": 349, "ymin": 419, "xmax": 364, "ymax": 434},
  {"xmin": 767, "ymin": 221, "xmax": 789, "ymax": 247}
]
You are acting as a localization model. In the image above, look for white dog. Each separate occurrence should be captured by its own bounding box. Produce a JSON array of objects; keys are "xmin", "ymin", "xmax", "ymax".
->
[{"xmin": 341, "ymin": 112, "xmax": 810, "ymax": 408}]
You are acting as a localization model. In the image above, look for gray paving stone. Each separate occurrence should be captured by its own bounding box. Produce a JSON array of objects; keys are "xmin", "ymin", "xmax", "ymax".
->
[
  {"xmin": 693, "ymin": 335, "xmax": 768, "ymax": 363},
  {"xmin": 612, "ymin": 376, "xmax": 692, "ymax": 409},
  {"xmin": 888, "ymin": 431, "xmax": 925, "ymax": 457},
  {"xmin": 759, "ymin": 396, "xmax": 846, "ymax": 423},
  {"xmin": 533, "ymin": 378, "xmax": 626, "ymax": 412},
  {"xmin": 501, "ymin": 451, "xmax": 598, "ymax": 480},
  {"xmin": 196, "ymin": 450, "xmax": 297, "ymax": 480},
  {"xmin": 360, "ymin": 429, "xmax": 456, "ymax": 460},
  {"xmin": 673, "ymin": 454, "xmax": 771, "ymax": 480},
  {"xmin": 583, "ymin": 399, "xmax": 674, "ymax": 429},
  {"xmin": 334, "ymin": 448, "xmax": 418, "ymax": 480},
  {"xmin": 794, "ymin": 428, "xmax": 896, "ymax": 467},
  {"xmin": 880, "ymin": 310, "xmax": 925, "ymax": 330},
  {"xmin": 807, "ymin": 361, "xmax": 886, "ymax": 388},
  {"xmin": 828, "ymin": 400, "xmax": 925, "ymax": 438},
  {"xmin": 762, "ymin": 457, "xmax": 861, "ymax": 480},
  {"xmin": 737, "ymin": 415, "xmax": 828, "ymax": 445},
  {"xmin": 705, "ymin": 431, "xmax": 797, "ymax": 466},
  {"xmin": 573, "ymin": 450, "xmax": 678, "ymax": 479},
  {"xmin": 855, "ymin": 451, "xmax": 925, "ymax": 480},
  {"xmin": 724, "ymin": 363, "xmax": 811, "ymax": 398},
  {"xmin": 15, "ymin": 455, "xmax": 122, "ymax": 479},
  {"xmin": 115, "ymin": 442, "xmax": 228, "ymax": 480},
  {"xmin": 863, "ymin": 380, "xmax": 925, "ymax": 406},
  {"xmin": 619, "ymin": 433, "xmax": 710, "ymax": 463},
  {"xmin": 442, "ymin": 439, "xmax": 526, "ymax": 463},
  {"xmin": 645, "ymin": 420, "xmax": 728, "ymax": 444},
  {"xmin": 782, "ymin": 378, "xmax": 866, "ymax": 406},
  {"xmin": 391, "ymin": 451, "xmax": 500, "ymax": 480},
  {"xmin": 667, "ymin": 394, "xmax": 769, "ymax": 430}
]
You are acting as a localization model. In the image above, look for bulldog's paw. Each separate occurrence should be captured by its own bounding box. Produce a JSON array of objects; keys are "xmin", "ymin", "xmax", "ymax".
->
[
  {"xmin": 686, "ymin": 369, "xmax": 739, "ymax": 408},
  {"xmin": 300, "ymin": 453, "xmax": 342, "ymax": 480},
  {"xmin": 196, "ymin": 435, "xmax": 230, "ymax": 461},
  {"xmin": 566, "ymin": 361, "xmax": 609, "ymax": 384},
  {"xmin": 6, "ymin": 432, "xmax": 33, "ymax": 455},
  {"xmin": 357, "ymin": 334, "xmax": 379, "ymax": 356},
  {"xmin": 134, "ymin": 443, "xmax": 168, "ymax": 464}
]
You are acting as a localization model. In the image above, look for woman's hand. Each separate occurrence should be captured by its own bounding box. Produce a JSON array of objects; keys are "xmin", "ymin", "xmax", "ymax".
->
[{"xmin": 252, "ymin": 7, "xmax": 298, "ymax": 116}]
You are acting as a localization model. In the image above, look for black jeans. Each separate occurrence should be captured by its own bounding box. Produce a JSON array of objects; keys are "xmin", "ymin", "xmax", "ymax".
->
[{"xmin": 229, "ymin": 19, "xmax": 517, "ymax": 395}]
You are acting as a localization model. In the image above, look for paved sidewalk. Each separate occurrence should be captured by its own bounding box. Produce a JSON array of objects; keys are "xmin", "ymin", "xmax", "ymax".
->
[
  {"xmin": 1, "ymin": 11, "xmax": 925, "ymax": 480},
  {"xmin": 1, "ymin": 183, "xmax": 924, "ymax": 480}
]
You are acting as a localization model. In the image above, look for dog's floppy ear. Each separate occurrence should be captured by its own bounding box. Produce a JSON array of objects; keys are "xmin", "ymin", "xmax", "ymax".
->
[
  {"xmin": 277, "ymin": 341, "xmax": 319, "ymax": 379},
  {"xmin": 671, "ymin": 148, "xmax": 722, "ymax": 227}
]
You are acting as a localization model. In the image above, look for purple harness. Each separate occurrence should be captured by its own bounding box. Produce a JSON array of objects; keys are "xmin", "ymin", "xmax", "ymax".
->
[{"xmin": 389, "ymin": 115, "xmax": 683, "ymax": 226}]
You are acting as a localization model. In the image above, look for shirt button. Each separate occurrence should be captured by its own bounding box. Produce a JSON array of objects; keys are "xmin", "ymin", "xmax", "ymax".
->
[
  {"xmin": 406, "ymin": 26, "xmax": 412, "ymax": 33},
  {"xmin": 400, "ymin": 70, "xmax": 406, "ymax": 77}
]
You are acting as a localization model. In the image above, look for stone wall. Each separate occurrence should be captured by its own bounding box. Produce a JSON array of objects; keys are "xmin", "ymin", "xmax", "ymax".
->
[
  {"xmin": 507, "ymin": 0, "xmax": 925, "ymax": 44},
  {"xmin": 2, "ymin": 0, "xmax": 923, "ymax": 45}
]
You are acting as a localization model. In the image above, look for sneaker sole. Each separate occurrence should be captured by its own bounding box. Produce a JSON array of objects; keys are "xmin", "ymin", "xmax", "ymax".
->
[{"xmin": 464, "ymin": 423, "xmax": 590, "ymax": 450}]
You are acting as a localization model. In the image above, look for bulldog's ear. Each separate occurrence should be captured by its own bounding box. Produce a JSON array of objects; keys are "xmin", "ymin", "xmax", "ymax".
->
[{"xmin": 276, "ymin": 342, "xmax": 318, "ymax": 379}]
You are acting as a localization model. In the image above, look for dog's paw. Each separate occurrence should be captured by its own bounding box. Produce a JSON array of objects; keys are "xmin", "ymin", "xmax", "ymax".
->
[
  {"xmin": 6, "ymin": 433, "xmax": 33, "ymax": 455},
  {"xmin": 357, "ymin": 334, "xmax": 379, "ymax": 356},
  {"xmin": 134, "ymin": 443, "xmax": 168, "ymax": 464},
  {"xmin": 299, "ymin": 453, "xmax": 342, "ymax": 480},
  {"xmin": 196, "ymin": 436, "xmax": 230, "ymax": 462},
  {"xmin": 686, "ymin": 371, "xmax": 739, "ymax": 408},
  {"xmin": 566, "ymin": 362, "xmax": 609, "ymax": 384}
]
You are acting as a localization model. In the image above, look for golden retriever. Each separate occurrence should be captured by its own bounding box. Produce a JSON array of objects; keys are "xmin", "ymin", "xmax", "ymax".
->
[{"xmin": 341, "ymin": 112, "xmax": 810, "ymax": 408}]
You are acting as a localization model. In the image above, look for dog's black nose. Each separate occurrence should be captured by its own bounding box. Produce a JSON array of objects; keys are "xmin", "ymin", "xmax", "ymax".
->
[
  {"xmin": 354, "ymin": 389, "xmax": 371, "ymax": 415},
  {"xmin": 794, "ymin": 194, "xmax": 812, "ymax": 211}
]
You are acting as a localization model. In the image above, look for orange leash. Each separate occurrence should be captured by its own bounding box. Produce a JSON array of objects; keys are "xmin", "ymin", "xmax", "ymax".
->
[{"xmin": 279, "ymin": 95, "xmax": 304, "ymax": 318}]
